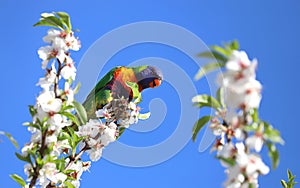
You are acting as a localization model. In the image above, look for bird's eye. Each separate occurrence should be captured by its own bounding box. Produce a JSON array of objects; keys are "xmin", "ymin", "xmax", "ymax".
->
[{"xmin": 153, "ymin": 80, "xmax": 157, "ymax": 87}]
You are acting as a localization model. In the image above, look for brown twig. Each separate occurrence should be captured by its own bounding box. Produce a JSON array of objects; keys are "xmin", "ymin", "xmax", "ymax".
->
[
  {"xmin": 29, "ymin": 58, "xmax": 65, "ymax": 188},
  {"xmin": 54, "ymin": 59, "xmax": 65, "ymax": 98},
  {"xmin": 29, "ymin": 129, "xmax": 48, "ymax": 188},
  {"xmin": 65, "ymin": 143, "xmax": 91, "ymax": 170}
]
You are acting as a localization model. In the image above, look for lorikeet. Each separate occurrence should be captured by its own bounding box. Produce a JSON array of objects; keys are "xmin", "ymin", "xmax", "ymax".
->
[{"xmin": 82, "ymin": 65, "xmax": 163, "ymax": 119}]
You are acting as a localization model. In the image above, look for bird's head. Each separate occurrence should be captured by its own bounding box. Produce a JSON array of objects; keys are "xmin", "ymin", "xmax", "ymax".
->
[{"xmin": 136, "ymin": 66, "xmax": 163, "ymax": 90}]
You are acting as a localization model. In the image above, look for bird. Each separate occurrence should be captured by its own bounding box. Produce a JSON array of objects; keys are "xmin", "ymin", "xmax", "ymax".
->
[{"xmin": 82, "ymin": 65, "xmax": 163, "ymax": 119}]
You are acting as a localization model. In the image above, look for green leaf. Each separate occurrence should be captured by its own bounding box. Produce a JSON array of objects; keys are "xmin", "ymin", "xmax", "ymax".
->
[
  {"xmin": 23, "ymin": 122, "xmax": 40, "ymax": 130},
  {"xmin": 266, "ymin": 142, "xmax": 279, "ymax": 169},
  {"xmin": 15, "ymin": 152, "xmax": 32, "ymax": 163},
  {"xmin": 41, "ymin": 14, "xmax": 64, "ymax": 29},
  {"xmin": 73, "ymin": 82, "xmax": 81, "ymax": 94},
  {"xmin": 216, "ymin": 156, "xmax": 236, "ymax": 166},
  {"xmin": 64, "ymin": 181, "xmax": 76, "ymax": 188},
  {"xmin": 36, "ymin": 155, "xmax": 44, "ymax": 166},
  {"xmin": 138, "ymin": 112, "xmax": 151, "ymax": 120},
  {"xmin": 281, "ymin": 180, "xmax": 288, "ymax": 188},
  {"xmin": 126, "ymin": 81, "xmax": 142, "ymax": 103},
  {"xmin": 56, "ymin": 12, "xmax": 72, "ymax": 31},
  {"xmin": 58, "ymin": 131, "xmax": 71, "ymax": 141},
  {"xmin": 194, "ymin": 62, "xmax": 225, "ymax": 80},
  {"xmin": 74, "ymin": 136, "xmax": 84, "ymax": 148},
  {"xmin": 0, "ymin": 131, "xmax": 19, "ymax": 149},
  {"xmin": 33, "ymin": 19, "xmax": 60, "ymax": 28},
  {"xmin": 281, "ymin": 169, "xmax": 298, "ymax": 188},
  {"xmin": 263, "ymin": 121, "xmax": 285, "ymax": 144},
  {"xmin": 34, "ymin": 13, "xmax": 64, "ymax": 30},
  {"xmin": 192, "ymin": 94, "xmax": 221, "ymax": 110},
  {"xmin": 28, "ymin": 105, "xmax": 37, "ymax": 117},
  {"xmin": 230, "ymin": 40, "xmax": 239, "ymax": 50},
  {"xmin": 211, "ymin": 45, "xmax": 231, "ymax": 57},
  {"xmin": 55, "ymin": 158, "xmax": 66, "ymax": 172},
  {"xmin": 250, "ymin": 108, "xmax": 259, "ymax": 123},
  {"xmin": 216, "ymin": 87, "xmax": 225, "ymax": 108},
  {"xmin": 243, "ymin": 123, "xmax": 259, "ymax": 132},
  {"xmin": 61, "ymin": 104, "xmax": 75, "ymax": 111},
  {"xmin": 197, "ymin": 51, "xmax": 227, "ymax": 63},
  {"xmin": 66, "ymin": 127, "xmax": 81, "ymax": 154},
  {"xmin": 288, "ymin": 169, "xmax": 292, "ymax": 178},
  {"xmin": 73, "ymin": 101, "xmax": 87, "ymax": 125},
  {"xmin": 60, "ymin": 111, "xmax": 80, "ymax": 126},
  {"xmin": 287, "ymin": 169, "xmax": 298, "ymax": 186},
  {"xmin": 248, "ymin": 183, "xmax": 255, "ymax": 188},
  {"xmin": 117, "ymin": 127, "xmax": 126, "ymax": 139},
  {"xmin": 67, "ymin": 126, "xmax": 75, "ymax": 139},
  {"xmin": 64, "ymin": 169, "xmax": 76, "ymax": 175},
  {"xmin": 10, "ymin": 174, "xmax": 26, "ymax": 187},
  {"xmin": 192, "ymin": 116, "xmax": 213, "ymax": 141}
]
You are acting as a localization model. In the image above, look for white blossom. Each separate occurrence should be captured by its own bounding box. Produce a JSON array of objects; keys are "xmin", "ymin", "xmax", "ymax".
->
[
  {"xmin": 128, "ymin": 101, "xmax": 137, "ymax": 111},
  {"xmin": 39, "ymin": 162, "xmax": 67, "ymax": 186},
  {"xmin": 43, "ymin": 29, "xmax": 61, "ymax": 43},
  {"xmin": 43, "ymin": 28, "xmax": 81, "ymax": 52},
  {"xmin": 45, "ymin": 133, "xmax": 58, "ymax": 145},
  {"xmin": 36, "ymin": 62, "xmax": 57, "ymax": 90},
  {"xmin": 51, "ymin": 139, "xmax": 71, "ymax": 156},
  {"xmin": 226, "ymin": 50, "xmax": 251, "ymax": 72},
  {"xmin": 34, "ymin": 106, "xmax": 49, "ymax": 122},
  {"xmin": 217, "ymin": 143, "xmax": 236, "ymax": 167},
  {"xmin": 30, "ymin": 131, "xmax": 42, "ymax": 143},
  {"xmin": 129, "ymin": 110, "xmax": 139, "ymax": 124},
  {"xmin": 37, "ymin": 46, "xmax": 53, "ymax": 69},
  {"xmin": 236, "ymin": 152, "xmax": 270, "ymax": 176},
  {"xmin": 224, "ymin": 165, "xmax": 244, "ymax": 188},
  {"xmin": 21, "ymin": 142, "xmax": 34, "ymax": 156},
  {"xmin": 64, "ymin": 159, "xmax": 90, "ymax": 187},
  {"xmin": 52, "ymin": 37, "xmax": 68, "ymax": 52},
  {"xmin": 76, "ymin": 119, "xmax": 103, "ymax": 138},
  {"xmin": 38, "ymin": 46, "xmax": 66, "ymax": 69},
  {"xmin": 95, "ymin": 108, "xmax": 110, "ymax": 118},
  {"xmin": 60, "ymin": 58, "xmax": 76, "ymax": 80},
  {"xmin": 224, "ymin": 78, "xmax": 262, "ymax": 110},
  {"xmin": 36, "ymin": 91, "xmax": 62, "ymax": 113},
  {"xmin": 246, "ymin": 133, "xmax": 264, "ymax": 152},
  {"xmin": 82, "ymin": 161, "xmax": 91, "ymax": 171},
  {"xmin": 217, "ymin": 50, "xmax": 262, "ymax": 110},
  {"xmin": 65, "ymin": 31, "xmax": 81, "ymax": 51},
  {"xmin": 41, "ymin": 13, "xmax": 55, "ymax": 17},
  {"xmin": 218, "ymin": 143, "xmax": 235, "ymax": 159},
  {"xmin": 48, "ymin": 114, "xmax": 72, "ymax": 130},
  {"xmin": 118, "ymin": 119, "xmax": 130, "ymax": 128},
  {"xmin": 64, "ymin": 82, "xmax": 74, "ymax": 105},
  {"xmin": 100, "ymin": 122, "xmax": 117, "ymax": 146},
  {"xmin": 87, "ymin": 147, "xmax": 103, "ymax": 162},
  {"xmin": 24, "ymin": 164, "xmax": 33, "ymax": 177},
  {"xmin": 209, "ymin": 118, "xmax": 226, "ymax": 136}
]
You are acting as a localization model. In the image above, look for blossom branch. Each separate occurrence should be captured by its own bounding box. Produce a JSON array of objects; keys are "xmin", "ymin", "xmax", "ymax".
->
[
  {"xmin": 53, "ymin": 58, "xmax": 63, "ymax": 98},
  {"xmin": 12, "ymin": 12, "xmax": 152, "ymax": 188},
  {"xmin": 192, "ymin": 40, "xmax": 284, "ymax": 188}
]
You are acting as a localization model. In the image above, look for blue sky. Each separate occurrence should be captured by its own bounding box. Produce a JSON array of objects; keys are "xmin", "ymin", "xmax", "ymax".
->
[{"xmin": 1, "ymin": 1, "xmax": 300, "ymax": 187}]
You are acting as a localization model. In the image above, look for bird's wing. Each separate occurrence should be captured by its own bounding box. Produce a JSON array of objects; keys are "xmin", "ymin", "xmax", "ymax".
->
[{"xmin": 82, "ymin": 67, "xmax": 120, "ymax": 119}]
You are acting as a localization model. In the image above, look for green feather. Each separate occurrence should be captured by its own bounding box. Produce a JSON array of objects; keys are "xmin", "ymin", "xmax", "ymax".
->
[
  {"xmin": 131, "ymin": 65, "xmax": 147, "ymax": 74},
  {"xmin": 82, "ymin": 67, "xmax": 119, "ymax": 119}
]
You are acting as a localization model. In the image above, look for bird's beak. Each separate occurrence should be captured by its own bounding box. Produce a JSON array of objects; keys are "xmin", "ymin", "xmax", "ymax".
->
[{"xmin": 155, "ymin": 79, "xmax": 162, "ymax": 87}]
